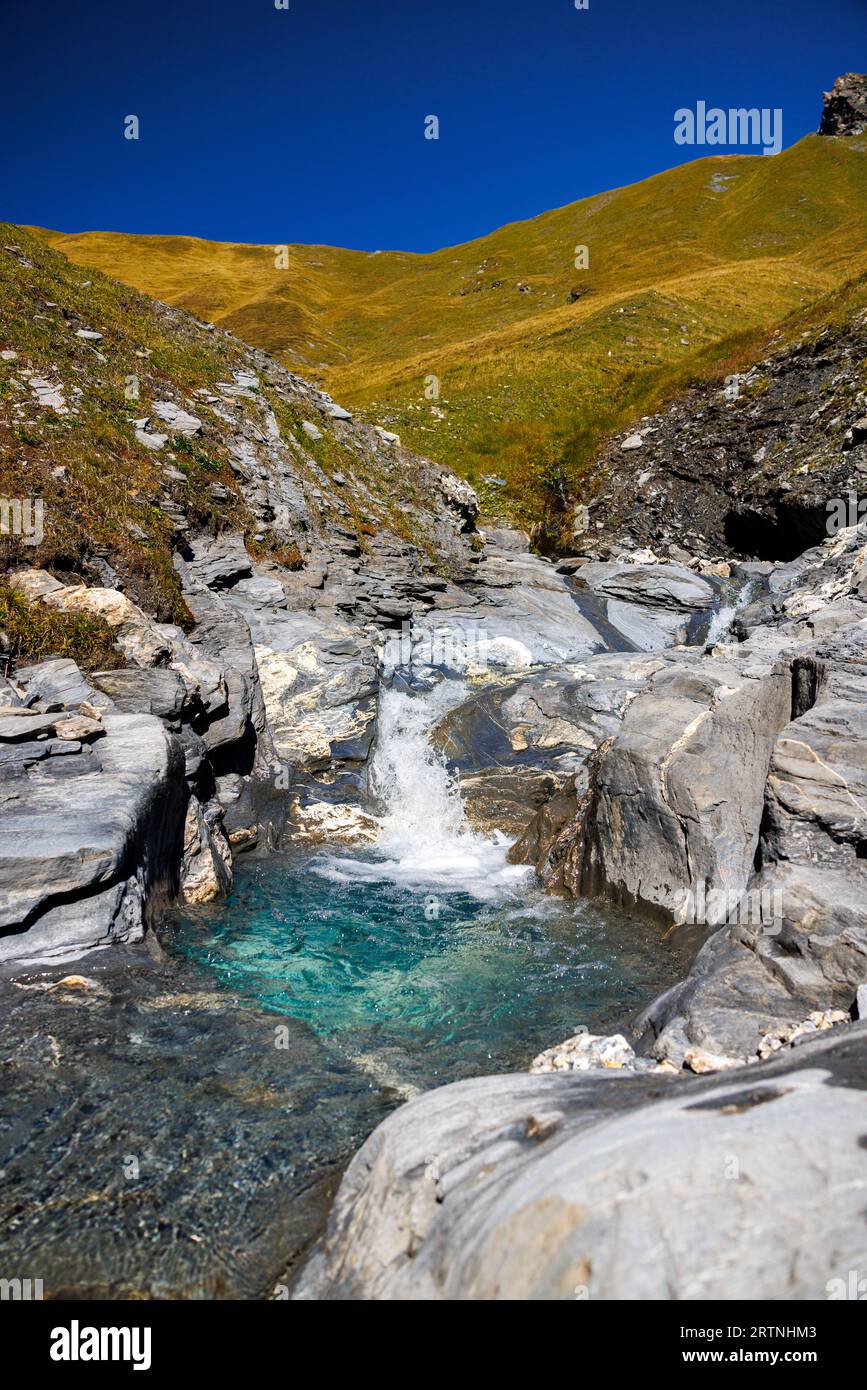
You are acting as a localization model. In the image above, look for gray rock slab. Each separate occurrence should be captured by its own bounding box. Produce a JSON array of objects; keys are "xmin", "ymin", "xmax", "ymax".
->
[{"xmin": 298, "ymin": 1022, "xmax": 867, "ymax": 1301}]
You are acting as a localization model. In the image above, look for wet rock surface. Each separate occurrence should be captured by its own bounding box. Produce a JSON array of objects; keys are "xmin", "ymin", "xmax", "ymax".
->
[
  {"xmin": 432, "ymin": 652, "xmax": 661, "ymax": 834},
  {"xmin": 515, "ymin": 524, "xmax": 867, "ymax": 1063}
]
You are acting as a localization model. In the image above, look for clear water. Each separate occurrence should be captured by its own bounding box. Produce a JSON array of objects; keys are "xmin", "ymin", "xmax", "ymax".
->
[
  {"xmin": 174, "ymin": 855, "xmax": 696, "ymax": 1095},
  {"xmin": 172, "ymin": 675, "xmax": 700, "ymax": 1106},
  {"xmin": 173, "ymin": 683, "xmax": 698, "ymax": 1097}
]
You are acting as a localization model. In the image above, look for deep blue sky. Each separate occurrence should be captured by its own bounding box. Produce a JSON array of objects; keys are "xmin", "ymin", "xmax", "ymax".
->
[{"xmin": 2, "ymin": 0, "xmax": 865, "ymax": 252}]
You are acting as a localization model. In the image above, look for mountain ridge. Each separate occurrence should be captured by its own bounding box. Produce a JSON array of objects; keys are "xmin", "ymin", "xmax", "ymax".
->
[{"xmin": 29, "ymin": 103, "xmax": 867, "ymax": 543}]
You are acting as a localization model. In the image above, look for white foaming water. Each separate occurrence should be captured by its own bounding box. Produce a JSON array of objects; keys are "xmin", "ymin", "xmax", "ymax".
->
[
  {"xmin": 706, "ymin": 579, "xmax": 756, "ymax": 647},
  {"xmin": 316, "ymin": 680, "xmax": 534, "ymax": 903}
]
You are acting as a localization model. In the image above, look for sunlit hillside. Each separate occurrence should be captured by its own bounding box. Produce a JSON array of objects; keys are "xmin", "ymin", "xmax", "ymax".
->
[{"xmin": 35, "ymin": 134, "xmax": 867, "ymax": 541}]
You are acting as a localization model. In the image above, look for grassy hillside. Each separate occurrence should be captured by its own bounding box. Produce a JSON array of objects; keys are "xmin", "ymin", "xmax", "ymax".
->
[
  {"xmin": 34, "ymin": 134, "xmax": 867, "ymax": 542},
  {"xmin": 0, "ymin": 224, "xmax": 474, "ymax": 660}
]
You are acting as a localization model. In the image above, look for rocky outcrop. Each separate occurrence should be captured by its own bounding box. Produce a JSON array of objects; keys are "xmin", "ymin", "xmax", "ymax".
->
[
  {"xmin": 563, "ymin": 559, "xmax": 717, "ymax": 649},
  {"xmin": 297, "ymin": 1020, "xmax": 867, "ymax": 1300},
  {"xmin": 570, "ymin": 307, "xmax": 867, "ymax": 563},
  {"xmin": 399, "ymin": 544, "xmax": 609, "ymax": 678},
  {"xmin": 819, "ymin": 72, "xmax": 867, "ymax": 137},
  {"xmin": 641, "ymin": 648, "xmax": 867, "ymax": 1061},
  {"xmin": 0, "ymin": 697, "xmax": 185, "ymax": 966},
  {"xmin": 0, "ymin": 584, "xmax": 251, "ymax": 960},
  {"xmin": 512, "ymin": 523, "xmax": 867, "ymax": 1062},
  {"xmin": 432, "ymin": 652, "xmax": 661, "ymax": 833},
  {"xmin": 515, "ymin": 652, "xmax": 792, "ymax": 917}
]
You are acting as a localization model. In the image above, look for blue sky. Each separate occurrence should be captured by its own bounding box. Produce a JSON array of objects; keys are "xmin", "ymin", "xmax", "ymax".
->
[{"xmin": 2, "ymin": 0, "xmax": 865, "ymax": 252}]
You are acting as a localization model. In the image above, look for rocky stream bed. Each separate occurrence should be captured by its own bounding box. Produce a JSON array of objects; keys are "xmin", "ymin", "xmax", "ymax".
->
[{"xmin": 2, "ymin": 241, "xmax": 867, "ymax": 1299}]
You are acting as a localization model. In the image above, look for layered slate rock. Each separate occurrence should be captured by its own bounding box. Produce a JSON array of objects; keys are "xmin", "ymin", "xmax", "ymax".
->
[
  {"xmin": 0, "ymin": 709, "xmax": 185, "ymax": 965},
  {"xmin": 516, "ymin": 524, "xmax": 867, "ymax": 1063},
  {"xmin": 565, "ymin": 560, "xmax": 717, "ymax": 650},
  {"xmin": 405, "ymin": 545, "xmax": 610, "ymax": 676},
  {"xmin": 643, "ymin": 636, "xmax": 867, "ymax": 1061},
  {"xmin": 14, "ymin": 657, "xmax": 113, "ymax": 712},
  {"xmin": 432, "ymin": 652, "xmax": 662, "ymax": 834},
  {"xmin": 515, "ymin": 652, "xmax": 792, "ymax": 918},
  {"xmin": 0, "ymin": 642, "xmax": 247, "ymax": 960}
]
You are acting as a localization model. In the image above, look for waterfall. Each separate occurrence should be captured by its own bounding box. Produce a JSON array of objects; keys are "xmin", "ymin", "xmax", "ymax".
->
[
  {"xmin": 369, "ymin": 681, "xmax": 469, "ymax": 855},
  {"xmin": 316, "ymin": 681, "xmax": 533, "ymax": 903},
  {"xmin": 705, "ymin": 579, "xmax": 756, "ymax": 647}
]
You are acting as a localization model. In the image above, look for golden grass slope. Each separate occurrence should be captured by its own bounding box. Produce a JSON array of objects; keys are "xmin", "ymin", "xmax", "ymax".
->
[{"xmin": 34, "ymin": 134, "xmax": 867, "ymax": 540}]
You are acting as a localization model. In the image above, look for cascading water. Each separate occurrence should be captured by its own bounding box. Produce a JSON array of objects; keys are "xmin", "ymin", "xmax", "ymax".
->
[
  {"xmin": 173, "ymin": 670, "xmax": 699, "ymax": 1093},
  {"xmin": 371, "ymin": 682, "xmax": 468, "ymax": 852},
  {"xmin": 705, "ymin": 578, "xmax": 756, "ymax": 646},
  {"xmin": 315, "ymin": 680, "xmax": 533, "ymax": 902}
]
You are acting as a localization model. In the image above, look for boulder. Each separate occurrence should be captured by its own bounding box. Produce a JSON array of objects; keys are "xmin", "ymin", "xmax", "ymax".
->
[
  {"xmin": 297, "ymin": 1023, "xmax": 867, "ymax": 1301},
  {"xmin": 0, "ymin": 713, "xmax": 185, "ymax": 965},
  {"xmin": 433, "ymin": 652, "xmax": 661, "ymax": 833},
  {"xmin": 407, "ymin": 547, "xmax": 608, "ymax": 677},
  {"xmin": 13, "ymin": 658, "xmax": 113, "ymax": 712},
  {"xmin": 516, "ymin": 651, "xmax": 792, "ymax": 921},
  {"xmin": 180, "ymin": 796, "xmax": 233, "ymax": 904},
  {"xmin": 0, "ymin": 710, "xmax": 65, "ymax": 741},
  {"xmin": 9, "ymin": 572, "xmax": 170, "ymax": 667},
  {"xmin": 569, "ymin": 560, "xmax": 716, "ymax": 650},
  {"xmin": 643, "ymin": 648, "xmax": 867, "ymax": 1061},
  {"xmin": 90, "ymin": 668, "xmax": 188, "ymax": 721}
]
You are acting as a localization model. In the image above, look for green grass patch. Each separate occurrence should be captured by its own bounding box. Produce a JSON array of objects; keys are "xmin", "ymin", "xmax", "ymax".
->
[{"xmin": 0, "ymin": 579, "xmax": 124, "ymax": 670}]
